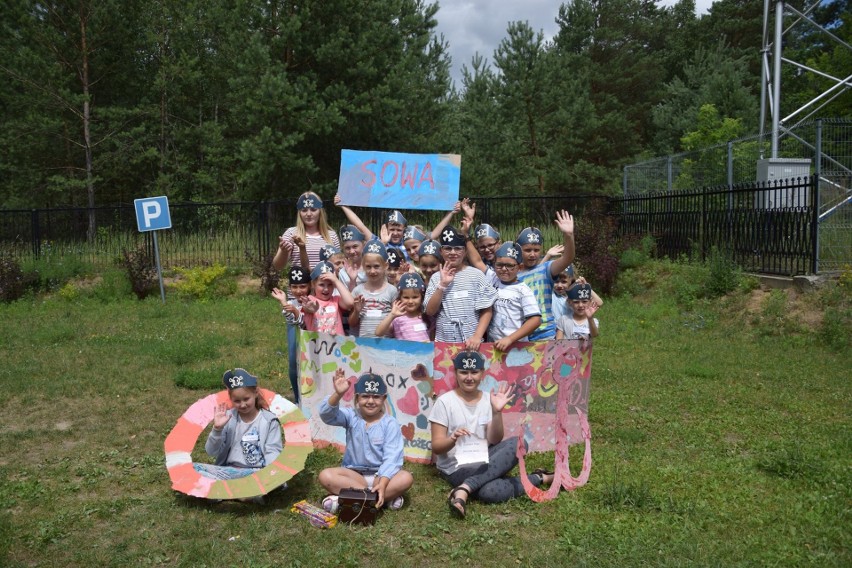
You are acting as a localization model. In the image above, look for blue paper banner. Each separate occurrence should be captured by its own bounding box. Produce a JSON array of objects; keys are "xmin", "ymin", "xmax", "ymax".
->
[{"xmin": 337, "ymin": 150, "xmax": 460, "ymax": 211}]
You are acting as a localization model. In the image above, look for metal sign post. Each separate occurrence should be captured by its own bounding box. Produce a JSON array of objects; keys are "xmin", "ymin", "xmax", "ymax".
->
[{"xmin": 134, "ymin": 196, "xmax": 172, "ymax": 303}]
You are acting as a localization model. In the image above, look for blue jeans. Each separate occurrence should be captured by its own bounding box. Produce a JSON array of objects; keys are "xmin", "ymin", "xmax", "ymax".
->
[{"xmin": 287, "ymin": 322, "xmax": 300, "ymax": 404}]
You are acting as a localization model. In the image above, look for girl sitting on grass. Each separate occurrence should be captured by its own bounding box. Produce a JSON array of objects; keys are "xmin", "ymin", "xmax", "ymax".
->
[
  {"xmin": 429, "ymin": 351, "xmax": 554, "ymax": 518},
  {"xmin": 194, "ymin": 369, "xmax": 282, "ymax": 481}
]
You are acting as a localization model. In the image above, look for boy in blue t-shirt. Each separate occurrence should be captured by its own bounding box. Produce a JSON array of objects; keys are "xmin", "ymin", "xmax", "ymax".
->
[{"xmin": 516, "ymin": 210, "xmax": 575, "ymax": 340}]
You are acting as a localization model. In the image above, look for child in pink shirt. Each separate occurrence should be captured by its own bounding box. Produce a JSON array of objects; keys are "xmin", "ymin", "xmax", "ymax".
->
[
  {"xmin": 375, "ymin": 273, "xmax": 430, "ymax": 342},
  {"xmin": 302, "ymin": 261, "xmax": 355, "ymax": 335}
]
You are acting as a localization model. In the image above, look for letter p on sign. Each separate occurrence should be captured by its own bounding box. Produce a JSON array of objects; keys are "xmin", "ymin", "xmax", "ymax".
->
[{"xmin": 134, "ymin": 196, "xmax": 172, "ymax": 232}]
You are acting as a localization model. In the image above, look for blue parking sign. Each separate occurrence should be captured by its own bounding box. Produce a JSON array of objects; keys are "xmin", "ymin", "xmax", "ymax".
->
[{"xmin": 134, "ymin": 196, "xmax": 172, "ymax": 232}]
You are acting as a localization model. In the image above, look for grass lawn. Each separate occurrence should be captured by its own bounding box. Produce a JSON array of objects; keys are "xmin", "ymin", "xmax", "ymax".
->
[{"xmin": 0, "ymin": 271, "xmax": 849, "ymax": 567}]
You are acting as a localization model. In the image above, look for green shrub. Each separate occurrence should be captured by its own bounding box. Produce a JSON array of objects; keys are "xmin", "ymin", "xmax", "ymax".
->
[
  {"xmin": 818, "ymin": 307, "xmax": 851, "ymax": 351},
  {"xmin": 249, "ymin": 251, "xmax": 280, "ymax": 293},
  {"xmin": 121, "ymin": 247, "xmax": 158, "ymax": 300},
  {"xmin": 21, "ymin": 256, "xmax": 93, "ymax": 291},
  {"xmin": 91, "ymin": 268, "xmax": 133, "ymax": 302},
  {"xmin": 58, "ymin": 282, "xmax": 79, "ymax": 302},
  {"xmin": 172, "ymin": 264, "xmax": 228, "ymax": 300},
  {"xmin": 704, "ymin": 246, "xmax": 740, "ymax": 297}
]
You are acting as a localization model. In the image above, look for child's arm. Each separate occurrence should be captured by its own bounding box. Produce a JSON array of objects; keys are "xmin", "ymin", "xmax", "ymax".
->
[
  {"xmin": 465, "ymin": 306, "xmax": 492, "ymax": 351},
  {"xmin": 424, "ymin": 265, "xmax": 455, "ymax": 316},
  {"xmin": 429, "ymin": 200, "xmax": 461, "ymax": 240},
  {"xmin": 555, "ymin": 329, "xmax": 565, "ymax": 340},
  {"xmin": 348, "ymin": 295, "xmax": 364, "ymax": 329},
  {"xmin": 485, "ymin": 382, "xmax": 513, "ymax": 445},
  {"xmin": 588, "ymin": 317, "xmax": 599, "ymax": 338},
  {"xmin": 328, "ymin": 273, "xmax": 355, "ymax": 310},
  {"xmin": 459, "ymin": 215, "xmax": 487, "ymax": 273},
  {"xmin": 204, "ymin": 403, "xmax": 231, "ymax": 457},
  {"xmin": 548, "ymin": 210, "xmax": 576, "ymax": 277},
  {"xmin": 334, "ymin": 194, "xmax": 375, "ymax": 240},
  {"xmin": 375, "ymin": 299, "xmax": 405, "ymax": 337},
  {"xmin": 493, "ymin": 315, "xmax": 542, "ymax": 352},
  {"xmin": 319, "ymin": 370, "xmax": 351, "ymax": 426},
  {"xmin": 262, "ymin": 417, "xmax": 283, "ymax": 464},
  {"xmin": 292, "ymin": 235, "xmax": 311, "ymax": 270},
  {"xmin": 374, "ymin": 418, "xmax": 406, "ymax": 508},
  {"xmin": 271, "ymin": 287, "xmax": 289, "ymax": 308},
  {"xmin": 272, "ymin": 235, "xmax": 293, "ymax": 270},
  {"xmin": 543, "ymin": 244, "xmax": 563, "ymax": 263}
]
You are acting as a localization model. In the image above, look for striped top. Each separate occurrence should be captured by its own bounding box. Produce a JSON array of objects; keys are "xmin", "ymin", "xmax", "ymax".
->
[{"xmin": 424, "ymin": 266, "xmax": 497, "ymax": 342}]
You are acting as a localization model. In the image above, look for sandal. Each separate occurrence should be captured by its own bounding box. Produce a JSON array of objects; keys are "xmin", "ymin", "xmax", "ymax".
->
[
  {"xmin": 447, "ymin": 486, "xmax": 469, "ymax": 519},
  {"xmin": 532, "ymin": 468, "xmax": 555, "ymax": 485}
]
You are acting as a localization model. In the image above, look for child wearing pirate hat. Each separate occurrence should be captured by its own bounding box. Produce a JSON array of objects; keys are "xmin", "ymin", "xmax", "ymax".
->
[{"xmin": 319, "ymin": 370, "xmax": 414, "ymax": 512}]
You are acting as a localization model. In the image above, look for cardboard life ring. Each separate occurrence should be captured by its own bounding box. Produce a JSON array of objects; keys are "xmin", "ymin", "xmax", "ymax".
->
[{"xmin": 165, "ymin": 389, "xmax": 312, "ymax": 499}]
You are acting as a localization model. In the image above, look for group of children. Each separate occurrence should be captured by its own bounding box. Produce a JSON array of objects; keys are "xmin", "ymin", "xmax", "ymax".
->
[
  {"xmin": 196, "ymin": 190, "xmax": 602, "ymax": 515},
  {"xmin": 272, "ymin": 192, "xmax": 602, "ymax": 383}
]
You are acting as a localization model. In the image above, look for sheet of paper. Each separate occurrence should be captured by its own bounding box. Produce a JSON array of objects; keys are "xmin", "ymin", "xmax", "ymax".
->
[{"xmin": 455, "ymin": 436, "xmax": 489, "ymax": 466}]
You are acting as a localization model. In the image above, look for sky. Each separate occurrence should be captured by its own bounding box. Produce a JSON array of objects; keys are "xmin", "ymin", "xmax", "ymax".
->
[{"xmin": 433, "ymin": 0, "xmax": 719, "ymax": 88}]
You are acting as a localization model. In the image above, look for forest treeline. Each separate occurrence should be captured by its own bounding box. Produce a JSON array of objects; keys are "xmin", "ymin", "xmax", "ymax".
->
[{"xmin": 0, "ymin": 0, "xmax": 848, "ymax": 210}]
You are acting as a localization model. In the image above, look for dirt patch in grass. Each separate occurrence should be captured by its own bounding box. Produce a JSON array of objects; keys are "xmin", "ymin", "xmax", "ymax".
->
[
  {"xmin": 743, "ymin": 286, "xmax": 823, "ymax": 327},
  {"xmin": 236, "ymin": 275, "xmax": 262, "ymax": 294}
]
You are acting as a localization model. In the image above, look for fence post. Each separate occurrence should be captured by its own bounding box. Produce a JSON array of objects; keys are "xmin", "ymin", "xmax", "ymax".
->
[
  {"xmin": 727, "ymin": 141, "xmax": 734, "ymax": 243},
  {"xmin": 813, "ymin": 120, "xmax": 822, "ymax": 273},
  {"xmin": 701, "ymin": 187, "xmax": 708, "ymax": 262},
  {"xmin": 257, "ymin": 202, "xmax": 267, "ymax": 261},
  {"xmin": 31, "ymin": 209, "xmax": 41, "ymax": 258},
  {"xmin": 623, "ymin": 166, "xmax": 628, "ymax": 197},
  {"xmin": 665, "ymin": 156, "xmax": 672, "ymax": 194},
  {"xmin": 811, "ymin": 174, "xmax": 820, "ymax": 274}
]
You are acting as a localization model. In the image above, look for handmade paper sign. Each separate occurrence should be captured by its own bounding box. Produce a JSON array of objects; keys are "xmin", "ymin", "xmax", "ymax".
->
[
  {"xmin": 298, "ymin": 332, "xmax": 436, "ymax": 463},
  {"xmin": 432, "ymin": 340, "xmax": 591, "ymax": 452},
  {"xmin": 299, "ymin": 331, "xmax": 592, "ymax": 490},
  {"xmin": 164, "ymin": 389, "xmax": 312, "ymax": 499},
  {"xmin": 337, "ymin": 149, "xmax": 460, "ymax": 211}
]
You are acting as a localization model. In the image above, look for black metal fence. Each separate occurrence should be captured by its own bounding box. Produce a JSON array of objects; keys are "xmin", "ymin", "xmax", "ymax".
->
[
  {"xmin": 613, "ymin": 176, "xmax": 818, "ymax": 276},
  {"xmin": 0, "ymin": 181, "xmax": 822, "ymax": 276},
  {"xmin": 0, "ymin": 195, "xmax": 605, "ymax": 270}
]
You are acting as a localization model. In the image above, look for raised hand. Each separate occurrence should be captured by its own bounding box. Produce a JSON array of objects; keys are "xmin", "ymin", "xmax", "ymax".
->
[
  {"xmin": 554, "ymin": 210, "xmax": 574, "ymax": 235},
  {"xmin": 439, "ymin": 264, "xmax": 456, "ymax": 288},
  {"xmin": 390, "ymin": 299, "xmax": 407, "ymax": 318},
  {"xmin": 278, "ymin": 236, "xmax": 293, "ymax": 253},
  {"xmin": 334, "ymin": 194, "xmax": 342, "ymax": 206},
  {"xmin": 332, "ymin": 368, "xmax": 350, "ymax": 396},
  {"xmin": 546, "ymin": 244, "xmax": 564, "ymax": 258},
  {"xmin": 351, "ymin": 295, "xmax": 366, "ymax": 315},
  {"xmin": 303, "ymin": 296, "xmax": 320, "ymax": 314},
  {"xmin": 271, "ymin": 287, "xmax": 288, "ymax": 305},
  {"xmin": 292, "ymin": 235, "xmax": 306, "ymax": 248},
  {"xmin": 380, "ymin": 224, "xmax": 391, "ymax": 244},
  {"xmin": 212, "ymin": 402, "xmax": 231, "ymax": 430},
  {"xmin": 460, "ymin": 198, "xmax": 476, "ymax": 220},
  {"xmin": 490, "ymin": 382, "xmax": 516, "ymax": 412}
]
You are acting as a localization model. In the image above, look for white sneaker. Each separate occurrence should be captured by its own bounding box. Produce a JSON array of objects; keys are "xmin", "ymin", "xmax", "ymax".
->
[
  {"xmin": 388, "ymin": 496, "xmax": 404, "ymax": 510},
  {"xmin": 322, "ymin": 495, "xmax": 339, "ymax": 514}
]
